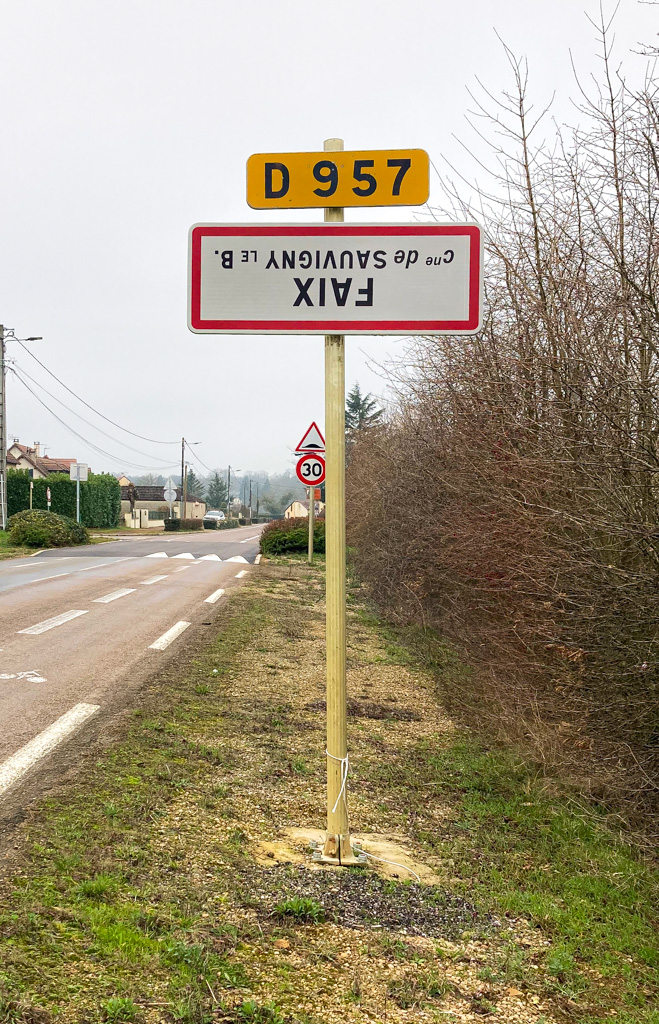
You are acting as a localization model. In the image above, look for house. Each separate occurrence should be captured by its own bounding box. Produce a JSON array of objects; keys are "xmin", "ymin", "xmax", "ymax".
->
[
  {"xmin": 120, "ymin": 484, "xmax": 205, "ymax": 522},
  {"xmin": 284, "ymin": 498, "xmax": 325, "ymax": 519},
  {"xmin": 116, "ymin": 474, "xmax": 133, "ymax": 487},
  {"xmin": 7, "ymin": 441, "xmax": 83, "ymax": 478}
]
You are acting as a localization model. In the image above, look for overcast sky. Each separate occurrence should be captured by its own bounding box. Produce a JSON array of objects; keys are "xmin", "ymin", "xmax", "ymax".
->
[{"xmin": 1, "ymin": 0, "xmax": 655, "ymax": 478}]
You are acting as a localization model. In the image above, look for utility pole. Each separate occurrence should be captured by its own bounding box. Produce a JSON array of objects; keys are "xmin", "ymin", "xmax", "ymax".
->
[
  {"xmin": 0, "ymin": 326, "xmax": 6, "ymax": 531},
  {"xmin": 183, "ymin": 463, "xmax": 188, "ymax": 518},
  {"xmin": 256, "ymin": 483, "xmax": 259, "ymax": 517},
  {"xmin": 227, "ymin": 465, "xmax": 232, "ymax": 517},
  {"xmin": 180, "ymin": 437, "xmax": 185, "ymax": 520},
  {"xmin": 249, "ymin": 478, "xmax": 252, "ymax": 522}
]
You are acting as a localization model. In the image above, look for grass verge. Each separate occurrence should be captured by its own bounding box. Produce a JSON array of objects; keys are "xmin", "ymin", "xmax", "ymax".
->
[{"xmin": 0, "ymin": 558, "xmax": 657, "ymax": 1024}]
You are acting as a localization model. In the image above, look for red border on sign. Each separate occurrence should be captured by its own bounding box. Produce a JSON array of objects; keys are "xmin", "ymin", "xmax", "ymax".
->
[
  {"xmin": 189, "ymin": 225, "xmax": 481, "ymax": 334},
  {"xmin": 295, "ymin": 453, "xmax": 326, "ymax": 486}
]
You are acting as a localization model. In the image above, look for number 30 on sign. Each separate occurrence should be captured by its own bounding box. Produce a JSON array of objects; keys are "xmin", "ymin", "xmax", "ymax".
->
[
  {"xmin": 247, "ymin": 149, "xmax": 429, "ymax": 210},
  {"xmin": 296, "ymin": 454, "xmax": 326, "ymax": 486}
]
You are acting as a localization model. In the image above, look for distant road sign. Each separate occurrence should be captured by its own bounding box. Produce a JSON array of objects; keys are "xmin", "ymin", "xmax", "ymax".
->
[
  {"xmin": 188, "ymin": 223, "xmax": 482, "ymax": 336},
  {"xmin": 296, "ymin": 454, "xmax": 326, "ymax": 486},
  {"xmin": 69, "ymin": 463, "xmax": 88, "ymax": 482},
  {"xmin": 163, "ymin": 486, "xmax": 177, "ymax": 501},
  {"xmin": 296, "ymin": 422, "xmax": 325, "ymax": 453},
  {"xmin": 247, "ymin": 149, "xmax": 429, "ymax": 209}
]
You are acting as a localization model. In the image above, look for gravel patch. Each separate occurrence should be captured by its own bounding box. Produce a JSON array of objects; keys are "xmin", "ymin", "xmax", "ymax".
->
[{"xmin": 239, "ymin": 864, "xmax": 491, "ymax": 939}]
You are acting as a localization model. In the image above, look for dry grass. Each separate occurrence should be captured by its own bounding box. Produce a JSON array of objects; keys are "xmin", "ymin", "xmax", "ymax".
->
[{"xmin": 0, "ymin": 558, "xmax": 656, "ymax": 1024}]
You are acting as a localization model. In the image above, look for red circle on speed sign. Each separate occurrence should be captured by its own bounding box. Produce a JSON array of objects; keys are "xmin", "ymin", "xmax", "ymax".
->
[{"xmin": 296, "ymin": 453, "xmax": 325, "ymax": 486}]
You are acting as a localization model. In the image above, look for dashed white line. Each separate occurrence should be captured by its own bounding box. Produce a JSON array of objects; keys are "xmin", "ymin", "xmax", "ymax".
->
[
  {"xmin": 74, "ymin": 562, "xmax": 115, "ymax": 572},
  {"xmin": 149, "ymin": 620, "xmax": 191, "ymax": 651},
  {"xmin": 6, "ymin": 560, "xmax": 49, "ymax": 569},
  {"xmin": 93, "ymin": 588, "xmax": 136, "ymax": 604},
  {"xmin": 240, "ymin": 536, "xmax": 260, "ymax": 543},
  {"xmin": 173, "ymin": 566, "xmax": 192, "ymax": 572},
  {"xmin": 140, "ymin": 575, "xmax": 169, "ymax": 585},
  {"xmin": 204, "ymin": 588, "xmax": 226, "ymax": 604},
  {"xmin": 0, "ymin": 703, "xmax": 101, "ymax": 796},
  {"xmin": 235, "ymin": 570, "xmax": 249, "ymax": 579},
  {"xmin": 18, "ymin": 610, "xmax": 88, "ymax": 635},
  {"xmin": 26, "ymin": 572, "xmax": 71, "ymax": 584}
]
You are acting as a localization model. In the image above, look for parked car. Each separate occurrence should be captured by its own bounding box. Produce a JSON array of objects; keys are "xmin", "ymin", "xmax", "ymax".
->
[{"xmin": 203, "ymin": 509, "xmax": 226, "ymax": 529}]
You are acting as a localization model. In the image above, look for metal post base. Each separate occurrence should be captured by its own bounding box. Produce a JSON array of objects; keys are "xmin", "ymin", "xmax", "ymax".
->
[{"xmin": 310, "ymin": 833, "xmax": 368, "ymax": 867}]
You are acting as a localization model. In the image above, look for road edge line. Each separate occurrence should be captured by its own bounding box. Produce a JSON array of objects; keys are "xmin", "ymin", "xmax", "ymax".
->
[{"xmin": 0, "ymin": 703, "xmax": 101, "ymax": 796}]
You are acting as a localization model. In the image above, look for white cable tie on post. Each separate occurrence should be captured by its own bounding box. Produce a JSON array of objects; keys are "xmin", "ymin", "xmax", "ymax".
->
[{"xmin": 326, "ymin": 749, "xmax": 349, "ymax": 814}]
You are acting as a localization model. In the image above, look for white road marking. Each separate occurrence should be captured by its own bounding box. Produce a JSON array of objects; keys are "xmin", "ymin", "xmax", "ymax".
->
[
  {"xmin": 26, "ymin": 573, "xmax": 71, "ymax": 584},
  {"xmin": 173, "ymin": 566, "xmax": 192, "ymax": 572},
  {"xmin": 204, "ymin": 588, "xmax": 226, "ymax": 604},
  {"xmin": 5, "ymin": 560, "xmax": 49, "ymax": 569},
  {"xmin": 240, "ymin": 536, "xmax": 260, "ymax": 543},
  {"xmin": 173, "ymin": 552, "xmax": 194, "ymax": 560},
  {"xmin": 149, "ymin": 620, "xmax": 191, "ymax": 651},
  {"xmin": 93, "ymin": 588, "xmax": 136, "ymax": 604},
  {"xmin": 0, "ymin": 703, "xmax": 101, "ymax": 796},
  {"xmin": 74, "ymin": 562, "xmax": 115, "ymax": 572},
  {"xmin": 140, "ymin": 575, "xmax": 169, "ymax": 585},
  {"xmin": 235, "ymin": 570, "xmax": 249, "ymax": 578},
  {"xmin": 255, "ymin": 554, "xmax": 262, "ymax": 564},
  {"xmin": 0, "ymin": 670, "xmax": 46, "ymax": 683},
  {"xmin": 146, "ymin": 552, "xmax": 168, "ymax": 558},
  {"xmin": 226, "ymin": 555, "xmax": 248, "ymax": 563},
  {"xmin": 18, "ymin": 610, "xmax": 88, "ymax": 635},
  {"xmin": 199, "ymin": 553, "xmax": 222, "ymax": 561}
]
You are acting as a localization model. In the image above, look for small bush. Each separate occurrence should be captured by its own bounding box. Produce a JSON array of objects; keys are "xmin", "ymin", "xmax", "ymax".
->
[
  {"xmin": 102, "ymin": 997, "xmax": 140, "ymax": 1023},
  {"xmin": 8, "ymin": 509, "xmax": 89, "ymax": 548},
  {"xmin": 273, "ymin": 896, "xmax": 324, "ymax": 922},
  {"xmin": 260, "ymin": 517, "xmax": 325, "ymax": 555},
  {"xmin": 180, "ymin": 518, "xmax": 203, "ymax": 530},
  {"xmin": 218, "ymin": 519, "xmax": 241, "ymax": 529},
  {"xmin": 164, "ymin": 518, "xmax": 180, "ymax": 531}
]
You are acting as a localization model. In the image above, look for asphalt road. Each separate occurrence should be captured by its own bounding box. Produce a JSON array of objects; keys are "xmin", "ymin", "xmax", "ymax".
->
[{"xmin": 0, "ymin": 525, "xmax": 263, "ymax": 812}]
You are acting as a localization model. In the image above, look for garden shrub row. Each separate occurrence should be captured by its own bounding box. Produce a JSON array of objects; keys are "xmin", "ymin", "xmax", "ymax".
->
[
  {"xmin": 259, "ymin": 516, "xmax": 325, "ymax": 555},
  {"xmin": 7, "ymin": 470, "xmax": 121, "ymax": 528},
  {"xmin": 164, "ymin": 518, "xmax": 203, "ymax": 531},
  {"xmin": 9, "ymin": 509, "xmax": 89, "ymax": 548}
]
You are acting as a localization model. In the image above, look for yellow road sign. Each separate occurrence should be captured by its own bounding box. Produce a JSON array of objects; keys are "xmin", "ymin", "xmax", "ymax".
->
[{"xmin": 247, "ymin": 148, "xmax": 429, "ymax": 209}]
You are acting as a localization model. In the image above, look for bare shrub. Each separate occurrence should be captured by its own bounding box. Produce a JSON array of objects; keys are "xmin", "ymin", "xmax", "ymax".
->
[{"xmin": 347, "ymin": 23, "xmax": 659, "ymax": 837}]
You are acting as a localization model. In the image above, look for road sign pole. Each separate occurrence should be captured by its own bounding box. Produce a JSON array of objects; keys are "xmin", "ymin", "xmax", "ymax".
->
[
  {"xmin": 308, "ymin": 485, "xmax": 314, "ymax": 563},
  {"xmin": 321, "ymin": 137, "xmax": 355, "ymax": 865},
  {"xmin": 76, "ymin": 473, "xmax": 80, "ymax": 523}
]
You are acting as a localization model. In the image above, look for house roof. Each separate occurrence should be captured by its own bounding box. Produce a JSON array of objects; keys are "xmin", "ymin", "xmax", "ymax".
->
[
  {"xmin": 8, "ymin": 445, "xmax": 80, "ymax": 475},
  {"xmin": 121, "ymin": 485, "xmax": 184, "ymax": 502}
]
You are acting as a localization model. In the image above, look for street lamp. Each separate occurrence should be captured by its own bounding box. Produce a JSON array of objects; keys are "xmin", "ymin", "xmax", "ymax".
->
[
  {"xmin": 227, "ymin": 465, "xmax": 240, "ymax": 518},
  {"xmin": 0, "ymin": 328, "xmax": 43, "ymax": 530}
]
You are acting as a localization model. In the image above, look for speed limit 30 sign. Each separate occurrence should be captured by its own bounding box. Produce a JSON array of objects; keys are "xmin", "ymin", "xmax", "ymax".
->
[{"xmin": 296, "ymin": 454, "xmax": 325, "ymax": 486}]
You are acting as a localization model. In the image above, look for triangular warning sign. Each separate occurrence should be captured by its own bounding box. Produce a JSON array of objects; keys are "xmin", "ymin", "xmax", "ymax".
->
[{"xmin": 295, "ymin": 421, "xmax": 325, "ymax": 452}]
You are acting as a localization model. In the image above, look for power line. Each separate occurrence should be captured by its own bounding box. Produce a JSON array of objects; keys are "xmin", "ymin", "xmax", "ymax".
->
[
  {"xmin": 17, "ymin": 341, "xmax": 180, "ymax": 445},
  {"xmin": 184, "ymin": 441, "xmax": 215, "ymax": 474},
  {"xmin": 14, "ymin": 361, "xmax": 180, "ymax": 464},
  {"xmin": 10, "ymin": 369, "xmax": 180, "ymax": 472}
]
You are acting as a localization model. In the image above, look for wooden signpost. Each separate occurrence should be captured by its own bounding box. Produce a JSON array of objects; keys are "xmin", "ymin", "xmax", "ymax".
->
[{"xmin": 189, "ymin": 140, "xmax": 482, "ymax": 867}]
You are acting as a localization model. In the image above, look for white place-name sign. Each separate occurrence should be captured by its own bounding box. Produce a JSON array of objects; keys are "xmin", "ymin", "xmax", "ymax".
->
[{"xmin": 188, "ymin": 223, "xmax": 482, "ymax": 335}]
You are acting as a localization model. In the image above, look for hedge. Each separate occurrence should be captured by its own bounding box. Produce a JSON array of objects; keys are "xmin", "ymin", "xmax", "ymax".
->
[
  {"xmin": 164, "ymin": 518, "xmax": 203, "ymax": 531},
  {"xmin": 260, "ymin": 516, "xmax": 325, "ymax": 555},
  {"xmin": 9, "ymin": 509, "xmax": 89, "ymax": 548},
  {"xmin": 7, "ymin": 470, "xmax": 121, "ymax": 528}
]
